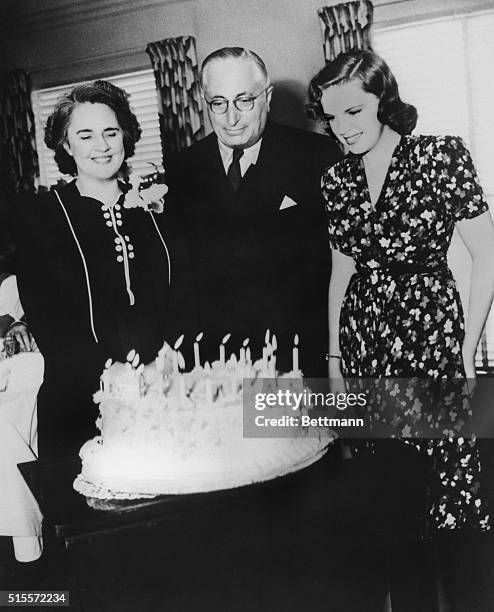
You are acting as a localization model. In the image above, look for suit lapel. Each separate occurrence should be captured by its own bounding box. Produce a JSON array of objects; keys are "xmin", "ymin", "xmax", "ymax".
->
[
  {"xmin": 201, "ymin": 124, "xmax": 286, "ymax": 215},
  {"xmin": 242, "ymin": 122, "xmax": 283, "ymax": 211}
]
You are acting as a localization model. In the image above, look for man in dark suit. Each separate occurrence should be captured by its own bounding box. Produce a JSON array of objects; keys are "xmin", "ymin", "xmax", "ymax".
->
[{"xmin": 166, "ymin": 47, "xmax": 341, "ymax": 376}]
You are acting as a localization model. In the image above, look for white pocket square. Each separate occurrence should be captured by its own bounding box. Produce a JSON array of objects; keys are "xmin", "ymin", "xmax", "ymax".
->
[{"xmin": 279, "ymin": 195, "xmax": 298, "ymax": 210}]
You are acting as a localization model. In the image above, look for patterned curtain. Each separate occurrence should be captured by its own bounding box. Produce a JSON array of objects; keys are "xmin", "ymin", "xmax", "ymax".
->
[
  {"xmin": 318, "ymin": 0, "xmax": 374, "ymax": 62},
  {"xmin": 0, "ymin": 70, "xmax": 39, "ymax": 195},
  {"xmin": 146, "ymin": 36, "xmax": 205, "ymax": 155}
]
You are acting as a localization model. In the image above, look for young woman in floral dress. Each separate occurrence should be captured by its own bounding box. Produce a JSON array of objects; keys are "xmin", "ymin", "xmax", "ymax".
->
[{"xmin": 309, "ymin": 50, "xmax": 494, "ymax": 531}]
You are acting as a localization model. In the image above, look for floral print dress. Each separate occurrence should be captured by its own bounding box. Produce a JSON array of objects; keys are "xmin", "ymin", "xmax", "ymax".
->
[{"xmin": 322, "ymin": 134, "xmax": 490, "ymax": 530}]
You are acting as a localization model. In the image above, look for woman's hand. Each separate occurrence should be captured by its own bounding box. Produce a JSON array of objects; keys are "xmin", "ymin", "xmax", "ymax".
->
[
  {"xmin": 5, "ymin": 322, "xmax": 38, "ymax": 353},
  {"xmin": 328, "ymin": 355, "xmax": 343, "ymax": 377},
  {"xmin": 328, "ymin": 355, "xmax": 347, "ymax": 394}
]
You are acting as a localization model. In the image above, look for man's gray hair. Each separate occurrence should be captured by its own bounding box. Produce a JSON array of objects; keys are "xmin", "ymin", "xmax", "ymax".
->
[{"xmin": 200, "ymin": 47, "xmax": 270, "ymax": 90}]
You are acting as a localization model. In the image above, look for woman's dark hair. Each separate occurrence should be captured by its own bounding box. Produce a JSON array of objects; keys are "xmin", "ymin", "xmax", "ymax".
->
[
  {"xmin": 45, "ymin": 80, "xmax": 142, "ymax": 176},
  {"xmin": 308, "ymin": 49, "xmax": 417, "ymax": 138}
]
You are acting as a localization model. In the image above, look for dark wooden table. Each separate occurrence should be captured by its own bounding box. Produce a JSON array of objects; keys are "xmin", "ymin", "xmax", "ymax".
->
[{"xmin": 19, "ymin": 445, "xmax": 431, "ymax": 612}]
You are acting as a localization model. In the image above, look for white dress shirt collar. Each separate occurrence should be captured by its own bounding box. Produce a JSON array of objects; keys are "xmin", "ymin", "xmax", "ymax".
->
[{"xmin": 217, "ymin": 138, "xmax": 263, "ymax": 177}]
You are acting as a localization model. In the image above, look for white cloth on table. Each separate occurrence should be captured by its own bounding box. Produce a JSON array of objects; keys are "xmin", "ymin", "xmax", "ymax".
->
[
  {"xmin": 0, "ymin": 352, "xmax": 44, "ymax": 562},
  {"xmin": 0, "ymin": 275, "xmax": 24, "ymax": 321}
]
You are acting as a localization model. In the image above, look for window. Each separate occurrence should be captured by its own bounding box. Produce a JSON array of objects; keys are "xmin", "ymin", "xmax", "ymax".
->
[
  {"xmin": 373, "ymin": 10, "xmax": 494, "ymax": 369},
  {"xmin": 32, "ymin": 69, "xmax": 162, "ymax": 187}
]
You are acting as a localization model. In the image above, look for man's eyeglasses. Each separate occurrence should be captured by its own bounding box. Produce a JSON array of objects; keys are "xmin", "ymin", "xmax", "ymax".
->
[{"xmin": 205, "ymin": 87, "xmax": 271, "ymax": 115}]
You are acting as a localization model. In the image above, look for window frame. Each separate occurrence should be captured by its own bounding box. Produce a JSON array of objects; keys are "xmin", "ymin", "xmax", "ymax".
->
[{"xmin": 31, "ymin": 68, "xmax": 163, "ymax": 188}]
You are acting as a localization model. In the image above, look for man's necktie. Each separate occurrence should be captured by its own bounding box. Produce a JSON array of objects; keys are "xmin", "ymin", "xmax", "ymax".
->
[{"xmin": 227, "ymin": 148, "xmax": 244, "ymax": 192}]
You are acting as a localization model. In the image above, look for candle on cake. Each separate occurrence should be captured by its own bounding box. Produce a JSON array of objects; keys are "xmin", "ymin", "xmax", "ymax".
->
[
  {"xmin": 262, "ymin": 330, "xmax": 270, "ymax": 372},
  {"xmin": 101, "ymin": 358, "xmax": 112, "ymax": 392},
  {"xmin": 174, "ymin": 335, "xmax": 185, "ymax": 374},
  {"xmin": 194, "ymin": 332, "xmax": 203, "ymax": 369},
  {"xmin": 293, "ymin": 334, "xmax": 299, "ymax": 374},
  {"xmin": 239, "ymin": 338, "xmax": 248, "ymax": 365},
  {"xmin": 220, "ymin": 333, "xmax": 231, "ymax": 365},
  {"xmin": 270, "ymin": 335, "xmax": 277, "ymax": 376},
  {"xmin": 244, "ymin": 338, "xmax": 250, "ymax": 364}
]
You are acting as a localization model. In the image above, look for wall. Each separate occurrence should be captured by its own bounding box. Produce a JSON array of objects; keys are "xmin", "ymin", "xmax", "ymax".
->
[
  {"xmin": 2, "ymin": 0, "xmax": 492, "ymax": 308},
  {"xmin": 2, "ymin": 0, "xmax": 493, "ymax": 130}
]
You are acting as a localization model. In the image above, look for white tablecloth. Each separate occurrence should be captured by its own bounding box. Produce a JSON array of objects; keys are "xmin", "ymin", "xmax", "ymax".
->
[{"xmin": 0, "ymin": 352, "xmax": 44, "ymax": 562}]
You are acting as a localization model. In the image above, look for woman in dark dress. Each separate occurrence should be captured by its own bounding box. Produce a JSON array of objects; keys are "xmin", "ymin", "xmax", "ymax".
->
[
  {"xmin": 15, "ymin": 80, "xmax": 171, "ymax": 459},
  {"xmin": 309, "ymin": 50, "xmax": 494, "ymax": 531}
]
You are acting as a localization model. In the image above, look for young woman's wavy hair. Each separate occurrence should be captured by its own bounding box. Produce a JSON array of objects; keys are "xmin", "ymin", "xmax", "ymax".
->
[
  {"xmin": 308, "ymin": 49, "xmax": 417, "ymax": 139},
  {"xmin": 45, "ymin": 80, "xmax": 142, "ymax": 176}
]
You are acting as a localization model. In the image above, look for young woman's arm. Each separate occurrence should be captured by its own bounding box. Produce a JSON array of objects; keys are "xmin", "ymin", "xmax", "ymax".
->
[
  {"xmin": 328, "ymin": 248, "xmax": 356, "ymax": 378},
  {"xmin": 456, "ymin": 211, "xmax": 494, "ymax": 377}
]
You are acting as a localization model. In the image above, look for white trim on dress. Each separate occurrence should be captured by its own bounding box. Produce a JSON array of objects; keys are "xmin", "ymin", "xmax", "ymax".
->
[
  {"xmin": 148, "ymin": 212, "xmax": 171, "ymax": 286},
  {"xmin": 54, "ymin": 189, "xmax": 99, "ymax": 344}
]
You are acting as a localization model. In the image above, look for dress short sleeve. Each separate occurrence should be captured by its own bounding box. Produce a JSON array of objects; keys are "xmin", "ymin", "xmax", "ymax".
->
[
  {"xmin": 434, "ymin": 136, "xmax": 489, "ymax": 222},
  {"xmin": 321, "ymin": 162, "xmax": 345, "ymax": 251}
]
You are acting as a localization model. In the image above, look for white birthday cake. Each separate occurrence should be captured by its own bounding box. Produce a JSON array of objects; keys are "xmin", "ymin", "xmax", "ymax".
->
[{"xmin": 74, "ymin": 336, "xmax": 333, "ymax": 498}]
